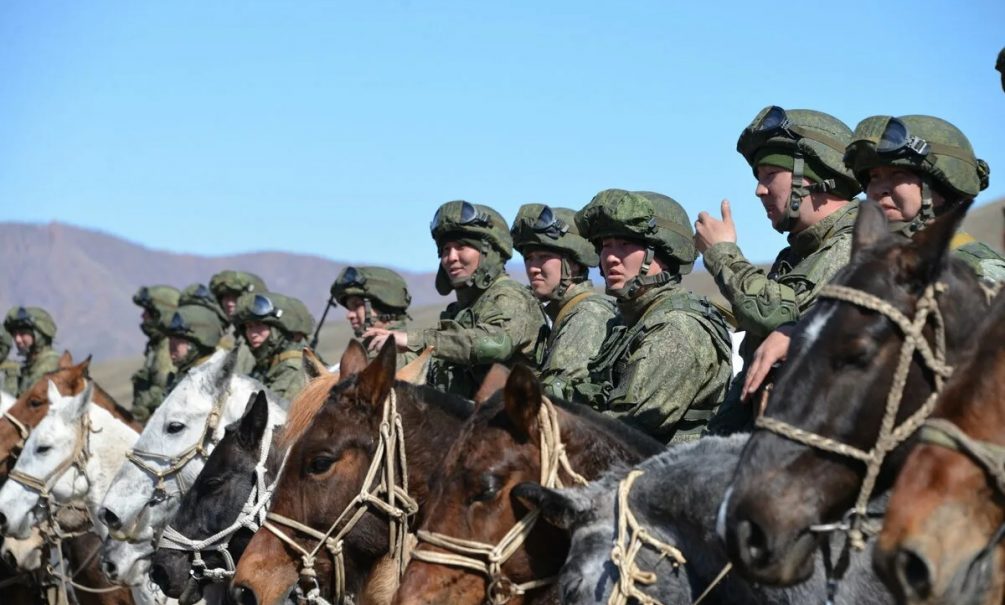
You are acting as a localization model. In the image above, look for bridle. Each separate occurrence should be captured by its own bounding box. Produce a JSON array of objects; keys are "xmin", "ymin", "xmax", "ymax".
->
[
  {"xmin": 2, "ymin": 408, "xmax": 31, "ymax": 463},
  {"xmin": 158, "ymin": 416, "xmax": 287, "ymax": 584},
  {"xmin": 261, "ymin": 388, "xmax": 417, "ymax": 605},
  {"xmin": 755, "ymin": 281, "xmax": 954, "ymax": 549},
  {"xmin": 410, "ymin": 397, "xmax": 587, "ymax": 605}
]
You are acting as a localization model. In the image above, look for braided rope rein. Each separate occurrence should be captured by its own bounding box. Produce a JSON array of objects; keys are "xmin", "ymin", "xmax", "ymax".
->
[
  {"xmin": 411, "ymin": 397, "xmax": 588, "ymax": 605},
  {"xmin": 261, "ymin": 388, "xmax": 417, "ymax": 605},
  {"xmin": 755, "ymin": 282, "xmax": 953, "ymax": 549}
]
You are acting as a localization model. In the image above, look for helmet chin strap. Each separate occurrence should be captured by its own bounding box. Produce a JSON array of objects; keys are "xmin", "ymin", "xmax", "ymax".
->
[
  {"xmin": 778, "ymin": 151, "xmax": 837, "ymax": 234},
  {"xmin": 609, "ymin": 246, "xmax": 675, "ymax": 300},
  {"xmin": 891, "ymin": 179, "xmax": 937, "ymax": 238}
]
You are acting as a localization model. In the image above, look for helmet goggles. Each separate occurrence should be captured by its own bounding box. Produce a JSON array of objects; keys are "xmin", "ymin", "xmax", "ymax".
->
[{"xmin": 429, "ymin": 201, "xmax": 492, "ymax": 233}]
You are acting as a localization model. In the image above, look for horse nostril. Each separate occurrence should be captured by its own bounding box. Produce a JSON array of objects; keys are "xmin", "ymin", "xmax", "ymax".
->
[
  {"xmin": 0, "ymin": 511, "xmax": 7, "ymax": 533},
  {"xmin": 150, "ymin": 563, "xmax": 169, "ymax": 592},
  {"xmin": 736, "ymin": 518, "xmax": 771, "ymax": 568},
  {"xmin": 896, "ymin": 547, "xmax": 933, "ymax": 600},
  {"xmin": 232, "ymin": 584, "xmax": 259, "ymax": 605},
  {"xmin": 2, "ymin": 549, "xmax": 15, "ymax": 569},
  {"xmin": 103, "ymin": 559, "xmax": 118, "ymax": 581},
  {"xmin": 101, "ymin": 508, "xmax": 122, "ymax": 531}
]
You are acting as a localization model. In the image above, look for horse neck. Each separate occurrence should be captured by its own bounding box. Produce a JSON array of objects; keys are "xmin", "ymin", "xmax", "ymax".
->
[
  {"xmin": 938, "ymin": 266, "xmax": 990, "ymax": 364},
  {"xmin": 557, "ymin": 407, "xmax": 654, "ymax": 480},
  {"xmin": 398, "ymin": 386, "xmax": 469, "ymax": 500},
  {"xmin": 82, "ymin": 406, "xmax": 138, "ymax": 517}
]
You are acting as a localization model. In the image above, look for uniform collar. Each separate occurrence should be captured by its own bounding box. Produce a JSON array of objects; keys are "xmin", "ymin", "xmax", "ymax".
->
[
  {"xmin": 618, "ymin": 279, "xmax": 683, "ymax": 326},
  {"xmin": 787, "ymin": 200, "xmax": 858, "ymax": 257}
]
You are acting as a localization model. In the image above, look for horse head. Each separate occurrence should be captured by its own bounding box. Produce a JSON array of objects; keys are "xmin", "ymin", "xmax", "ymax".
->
[{"xmin": 723, "ymin": 201, "xmax": 990, "ymax": 585}]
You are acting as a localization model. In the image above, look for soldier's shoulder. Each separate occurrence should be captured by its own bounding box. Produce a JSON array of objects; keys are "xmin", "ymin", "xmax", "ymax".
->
[{"xmin": 480, "ymin": 276, "xmax": 542, "ymax": 309}]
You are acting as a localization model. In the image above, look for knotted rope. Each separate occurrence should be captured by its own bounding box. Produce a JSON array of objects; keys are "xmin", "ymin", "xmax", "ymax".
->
[
  {"xmin": 411, "ymin": 397, "xmax": 588, "ymax": 605},
  {"xmin": 261, "ymin": 388, "xmax": 417, "ymax": 605},
  {"xmin": 919, "ymin": 418, "xmax": 1005, "ymax": 497},
  {"xmin": 756, "ymin": 282, "xmax": 953, "ymax": 549}
]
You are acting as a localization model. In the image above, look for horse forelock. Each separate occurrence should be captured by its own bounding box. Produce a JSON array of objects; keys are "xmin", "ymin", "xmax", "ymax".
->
[{"xmin": 278, "ymin": 372, "xmax": 342, "ymax": 449}]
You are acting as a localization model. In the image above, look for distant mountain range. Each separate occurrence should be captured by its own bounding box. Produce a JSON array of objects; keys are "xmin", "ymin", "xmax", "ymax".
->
[{"xmin": 2, "ymin": 197, "xmax": 1001, "ymax": 362}]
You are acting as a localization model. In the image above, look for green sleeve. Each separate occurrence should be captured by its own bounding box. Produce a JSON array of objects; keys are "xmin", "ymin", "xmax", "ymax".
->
[{"xmin": 540, "ymin": 300, "xmax": 616, "ymax": 401}]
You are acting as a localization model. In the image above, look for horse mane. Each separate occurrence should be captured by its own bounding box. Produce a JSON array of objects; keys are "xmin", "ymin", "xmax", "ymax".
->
[
  {"xmin": 279, "ymin": 372, "xmax": 342, "ymax": 449},
  {"xmin": 407, "ymin": 383, "xmax": 475, "ymax": 420}
]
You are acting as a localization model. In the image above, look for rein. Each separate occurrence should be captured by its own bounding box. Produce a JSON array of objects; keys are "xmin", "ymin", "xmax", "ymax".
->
[
  {"xmin": 755, "ymin": 282, "xmax": 953, "ymax": 549},
  {"xmin": 411, "ymin": 397, "xmax": 587, "ymax": 605},
  {"xmin": 2, "ymin": 409, "xmax": 31, "ymax": 461},
  {"xmin": 261, "ymin": 388, "xmax": 417, "ymax": 605},
  {"xmin": 158, "ymin": 419, "xmax": 287, "ymax": 584}
]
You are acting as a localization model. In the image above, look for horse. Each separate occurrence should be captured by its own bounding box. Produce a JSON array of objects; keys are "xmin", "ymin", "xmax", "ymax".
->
[
  {"xmin": 0, "ymin": 379, "xmax": 139, "ymax": 605},
  {"xmin": 98, "ymin": 348, "xmax": 281, "ymax": 588},
  {"xmin": 393, "ymin": 363, "xmax": 665, "ymax": 605},
  {"xmin": 517, "ymin": 434, "xmax": 893, "ymax": 604},
  {"xmin": 231, "ymin": 340, "xmax": 472, "ymax": 605},
  {"xmin": 722, "ymin": 200, "xmax": 992, "ymax": 586},
  {"xmin": 0, "ymin": 352, "xmax": 139, "ymax": 477},
  {"xmin": 873, "ymin": 289, "xmax": 1005, "ymax": 605}
]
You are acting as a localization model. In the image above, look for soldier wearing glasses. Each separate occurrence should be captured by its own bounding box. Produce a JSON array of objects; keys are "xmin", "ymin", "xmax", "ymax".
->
[
  {"xmin": 3, "ymin": 306, "xmax": 61, "ymax": 397},
  {"xmin": 233, "ymin": 292, "xmax": 316, "ymax": 401},
  {"xmin": 331, "ymin": 266, "xmax": 417, "ymax": 369},
  {"xmin": 163, "ymin": 304, "xmax": 225, "ymax": 393},
  {"xmin": 130, "ymin": 285, "xmax": 180, "ymax": 421},
  {"xmin": 695, "ymin": 106, "xmax": 862, "ymax": 435},
  {"xmin": 180, "ymin": 282, "xmax": 257, "ymax": 375},
  {"xmin": 365, "ymin": 201, "xmax": 546, "ymax": 398},
  {"xmin": 510, "ymin": 204, "xmax": 616, "ymax": 401}
]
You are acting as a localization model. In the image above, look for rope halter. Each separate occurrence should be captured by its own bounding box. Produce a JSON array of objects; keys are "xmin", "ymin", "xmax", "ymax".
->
[
  {"xmin": 755, "ymin": 281, "xmax": 954, "ymax": 549},
  {"xmin": 261, "ymin": 388, "xmax": 417, "ymax": 605},
  {"xmin": 158, "ymin": 420, "xmax": 286, "ymax": 584},
  {"xmin": 2, "ymin": 408, "xmax": 31, "ymax": 462},
  {"xmin": 411, "ymin": 397, "xmax": 588, "ymax": 605}
]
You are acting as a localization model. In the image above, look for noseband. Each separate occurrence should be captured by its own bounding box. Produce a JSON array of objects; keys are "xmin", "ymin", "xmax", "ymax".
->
[
  {"xmin": 261, "ymin": 388, "xmax": 417, "ymax": 605},
  {"xmin": 755, "ymin": 282, "xmax": 954, "ymax": 549},
  {"xmin": 410, "ymin": 397, "xmax": 587, "ymax": 605}
]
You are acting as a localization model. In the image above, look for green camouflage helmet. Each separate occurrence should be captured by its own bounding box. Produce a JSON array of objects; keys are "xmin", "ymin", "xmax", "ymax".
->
[
  {"xmin": 844, "ymin": 115, "xmax": 990, "ymax": 202},
  {"xmin": 132, "ymin": 285, "xmax": 181, "ymax": 321},
  {"xmin": 179, "ymin": 283, "xmax": 228, "ymax": 323},
  {"xmin": 232, "ymin": 292, "xmax": 315, "ymax": 338},
  {"xmin": 575, "ymin": 189, "xmax": 697, "ymax": 274},
  {"xmin": 209, "ymin": 270, "xmax": 268, "ymax": 300},
  {"xmin": 429, "ymin": 201, "xmax": 513, "ymax": 259},
  {"xmin": 510, "ymin": 204, "xmax": 599, "ymax": 267},
  {"xmin": 164, "ymin": 305, "xmax": 224, "ymax": 351},
  {"xmin": 4, "ymin": 306, "xmax": 57, "ymax": 343},
  {"xmin": 331, "ymin": 266, "xmax": 412, "ymax": 313}
]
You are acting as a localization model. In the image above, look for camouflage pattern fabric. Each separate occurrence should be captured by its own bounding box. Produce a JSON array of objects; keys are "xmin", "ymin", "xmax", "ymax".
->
[
  {"xmin": 952, "ymin": 233, "xmax": 1005, "ymax": 284},
  {"xmin": 580, "ymin": 280, "xmax": 732, "ymax": 444},
  {"xmin": 704, "ymin": 201, "xmax": 859, "ymax": 435},
  {"xmin": 130, "ymin": 335, "xmax": 176, "ymax": 422},
  {"xmin": 0, "ymin": 360, "xmax": 19, "ymax": 395},
  {"xmin": 362, "ymin": 318, "xmax": 418, "ymax": 370},
  {"xmin": 538, "ymin": 280, "xmax": 617, "ymax": 401},
  {"xmin": 406, "ymin": 274, "xmax": 547, "ymax": 398},
  {"xmin": 15, "ymin": 347, "xmax": 61, "ymax": 397},
  {"xmin": 219, "ymin": 330, "xmax": 257, "ymax": 375},
  {"xmin": 250, "ymin": 342, "xmax": 306, "ymax": 402}
]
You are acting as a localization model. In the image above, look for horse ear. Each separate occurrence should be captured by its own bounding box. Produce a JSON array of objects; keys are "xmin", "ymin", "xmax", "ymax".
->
[
  {"xmin": 475, "ymin": 364, "xmax": 510, "ymax": 405},
  {"xmin": 238, "ymin": 391, "xmax": 270, "ymax": 448},
  {"xmin": 69, "ymin": 381, "xmax": 94, "ymax": 420},
  {"xmin": 47, "ymin": 380, "xmax": 63, "ymax": 409},
  {"xmin": 511, "ymin": 482, "xmax": 591, "ymax": 530},
  {"xmin": 396, "ymin": 347, "xmax": 433, "ymax": 386},
  {"xmin": 852, "ymin": 201, "xmax": 890, "ymax": 253},
  {"xmin": 213, "ymin": 348, "xmax": 239, "ymax": 395},
  {"xmin": 58, "ymin": 351, "xmax": 74, "ymax": 370},
  {"xmin": 339, "ymin": 340, "xmax": 369, "ymax": 378},
  {"xmin": 79, "ymin": 355, "xmax": 92, "ymax": 378},
  {"xmin": 357, "ymin": 339, "xmax": 396, "ymax": 406},
  {"xmin": 503, "ymin": 365, "xmax": 542, "ymax": 442},
  {"xmin": 302, "ymin": 348, "xmax": 330, "ymax": 382},
  {"xmin": 898, "ymin": 200, "xmax": 972, "ymax": 286}
]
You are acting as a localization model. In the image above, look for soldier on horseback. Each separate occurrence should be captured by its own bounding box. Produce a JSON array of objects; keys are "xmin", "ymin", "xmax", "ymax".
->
[
  {"xmin": 331, "ymin": 265, "xmax": 417, "ymax": 369},
  {"xmin": 130, "ymin": 284, "xmax": 180, "ymax": 422},
  {"xmin": 164, "ymin": 303, "xmax": 225, "ymax": 392},
  {"xmin": 233, "ymin": 291, "xmax": 315, "ymax": 400},
  {"xmin": 0, "ymin": 330, "xmax": 18, "ymax": 394},
  {"xmin": 210, "ymin": 270, "xmax": 268, "ymax": 375},
  {"xmin": 3, "ymin": 306, "xmax": 60, "ymax": 397}
]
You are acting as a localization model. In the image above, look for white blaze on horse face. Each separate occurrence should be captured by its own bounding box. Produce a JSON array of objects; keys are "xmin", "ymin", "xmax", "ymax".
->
[
  {"xmin": 799, "ymin": 305, "xmax": 837, "ymax": 352},
  {"xmin": 716, "ymin": 485, "xmax": 733, "ymax": 542}
]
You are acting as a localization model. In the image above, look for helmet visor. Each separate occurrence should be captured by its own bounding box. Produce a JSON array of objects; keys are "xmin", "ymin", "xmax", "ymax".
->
[
  {"xmin": 754, "ymin": 105, "xmax": 792, "ymax": 135},
  {"xmin": 337, "ymin": 266, "xmax": 366, "ymax": 288},
  {"xmin": 192, "ymin": 284, "xmax": 214, "ymax": 301},
  {"xmin": 430, "ymin": 201, "xmax": 492, "ymax": 233},
  {"xmin": 531, "ymin": 206, "xmax": 570, "ymax": 240},
  {"xmin": 877, "ymin": 117, "xmax": 931, "ymax": 158},
  {"xmin": 168, "ymin": 312, "xmax": 190, "ymax": 335},
  {"xmin": 133, "ymin": 287, "xmax": 151, "ymax": 307},
  {"xmin": 249, "ymin": 294, "xmax": 281, "ymax": 319}
]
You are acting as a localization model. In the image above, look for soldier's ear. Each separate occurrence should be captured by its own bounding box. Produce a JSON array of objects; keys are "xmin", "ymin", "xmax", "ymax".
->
[{"xmin": 503, "ymin": 365, "xmax": 542, "ymax": 443}]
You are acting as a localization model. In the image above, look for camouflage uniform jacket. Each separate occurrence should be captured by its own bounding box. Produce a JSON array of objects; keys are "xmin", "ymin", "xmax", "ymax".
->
[
  {"xmin": 16, "ymin": 347, "xmax": 61, "ymax": 397},
  {"xmin": 363, "ymin": 319, "xmax": 418, "ymax": 371},
  {"xmin": 251, "ymin": 342, "xmax": 306, "ymax": 402},
  {"xmin": 583, "ymin": 280, "xmax": 733, "ymax": 444},
  {"xmin": 406, "ymin": 275, "xmax": 547, "ymax": 398},
  {"xmin": 1, "ymin": 360, "xmax": 19, "ymax": 395},
  {"xmin": 538, "ymin": 281, "xmax": 617, "ymax": 401},
  {"xmin": 131, "ymin": 335, "xmax": 176, "ymax": 423},
  {"xmin": 951, "ymin": 232, "xmax": 1005, "ymax": 284}
]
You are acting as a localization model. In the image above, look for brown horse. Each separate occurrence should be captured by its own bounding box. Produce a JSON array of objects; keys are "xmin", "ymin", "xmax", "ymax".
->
[
  {"xmin": 875, "ymin": 289, "xmax": 1005, "ymax": 605},
  {"xmin": 394, "ymin": 363, "xmax": 664, "ymax": 605},
  {"xmin": 232, "ymin": 340, "xmax": 474, "ymax": 605}
]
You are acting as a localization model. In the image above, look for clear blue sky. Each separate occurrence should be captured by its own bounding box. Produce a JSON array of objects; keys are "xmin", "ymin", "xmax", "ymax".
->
[{"xmin": 2, "ymin": 1, "xmax": 1003, "ymax": 271}]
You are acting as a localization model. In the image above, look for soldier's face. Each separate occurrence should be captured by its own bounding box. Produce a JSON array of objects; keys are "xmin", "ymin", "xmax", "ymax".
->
[
  {"xmin": 754, "ymin": 165, "xmax": 796, "ymax": 230},
  {"xmin": 865, "ymin": 166, "xmax": 943, "ymax": 222},
  {"xmin": 523, "ymin": 249, "xmax": 564, "ymax": 299},
  {"xmin": 12, "ymin": 330, "xmax": 33, "ymax": 354},
  {"xmin": 440, "ymin": 242, "xmax": 480, "ymax": 284},
  {"xmin": 219, "ymin": 295, "xmax": 238, "ymax": 318},
  {"xmin": 600, "ymin": 238, "xmax": 660, "ymax": 290},
  {"xmin": 168, "ymin": 336, "xmax": 191, "ymax": 364},
  {"xmin": 244, "ymin": 321, "xmax": 271, "ymax": 350},
  {"xmin": 344, "ymin": 296, "xmax": 369, "ymax": 331}
]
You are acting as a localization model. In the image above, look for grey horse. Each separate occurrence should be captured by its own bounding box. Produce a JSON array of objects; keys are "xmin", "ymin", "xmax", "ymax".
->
[{"xmin": 515, "ymin": 434, "xmax": 893, "ymax": 604}]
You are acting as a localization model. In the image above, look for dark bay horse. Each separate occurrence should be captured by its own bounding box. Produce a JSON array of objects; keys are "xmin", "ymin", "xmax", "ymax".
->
[
  {"xmin": 875, "ymin": 289, "xmax": 1005, "ymax": 605},
  {"xmin": 516, "ymin": 434, "xmax": 893, "ymax": 605},
  {"xmin": 393, "ymin": 364, "xmax": 664, "ymax": 605},
  {"xmin": 723, "ymin": 201, "xmax": 991, "ymax": 586},
  {"xmin": 232, "ymin": 340, "xmax": 474, "ymax": 605}
]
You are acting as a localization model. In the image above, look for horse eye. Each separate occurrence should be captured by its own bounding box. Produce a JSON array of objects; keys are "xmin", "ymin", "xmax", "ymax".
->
[
  {"xmin": 36, "ymin": 445, "xmax": 52, "ymax": 455},
  {"xmin": 471, "ymin": 475, "xmax": 501, "ymax": 503},
  {"xmin": 29, "ymin": 398, "xmax": 44, "ymax": 408},
  {"xmin": 166, "ymin": 422, "xmax": 186, "ymax": 434},
  {"xmin": 308, "ymin": 456, "xmax": 336, "ymax": 475},
  {"xmin": 203, "ymin": 477, "xmax": 225, "ymax": 490}
]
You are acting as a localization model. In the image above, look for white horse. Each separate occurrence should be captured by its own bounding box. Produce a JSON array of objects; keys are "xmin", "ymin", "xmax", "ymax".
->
[
  {"xmin": 0, "ymin": 389, "xmax": 14, "ymax": 411},
  {"xmin": 98, "ymin": 348, "xmax": 282, "ymax": 587}
]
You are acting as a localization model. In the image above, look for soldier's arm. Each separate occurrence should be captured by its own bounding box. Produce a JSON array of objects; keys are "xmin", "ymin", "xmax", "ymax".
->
[
  {"xmin": 267, "ymin": 362, "xmax": 306, "ymax": 402},
  {"xmin": 407, "ymin": 290, "xmax": 541, "ymax": 366},
  {"xmin": 540, "ymin": 303, "xmax": 615, "ymax": 401},
  {"xmin": 605, "ymin": 316, "xmax": 707, "ymax": 442}
]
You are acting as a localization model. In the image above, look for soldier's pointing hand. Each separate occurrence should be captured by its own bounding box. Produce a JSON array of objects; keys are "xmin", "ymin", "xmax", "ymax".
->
[{"xmin": 694, "ymin": 200, "xmax": 737, "ymax": 253}]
